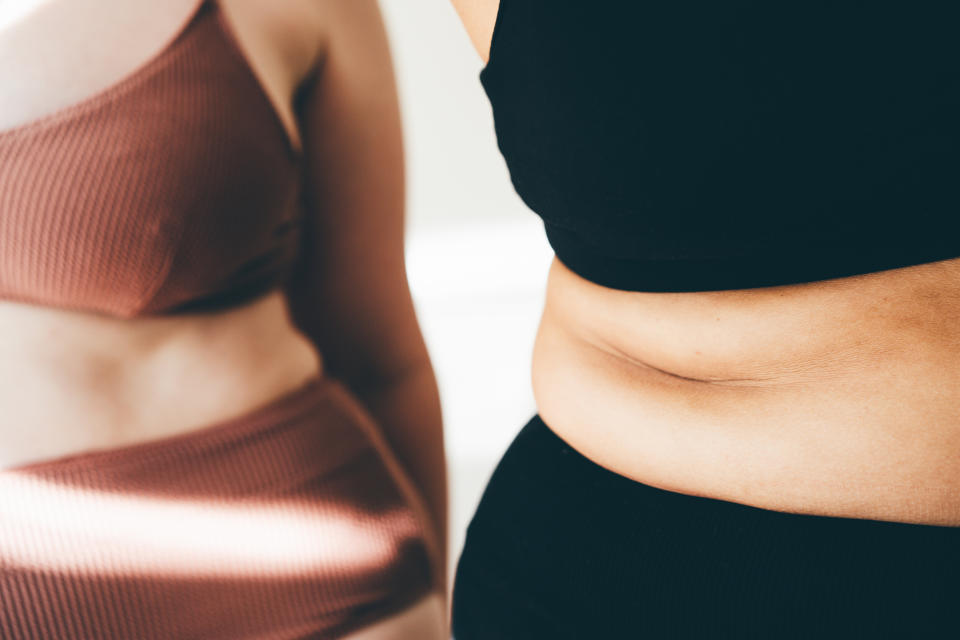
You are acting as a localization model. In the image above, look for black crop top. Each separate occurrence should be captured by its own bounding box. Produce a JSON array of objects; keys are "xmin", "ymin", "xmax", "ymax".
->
[{"xmin": 480, "ymin": 1, "xmax": 960, "ymax": 291}]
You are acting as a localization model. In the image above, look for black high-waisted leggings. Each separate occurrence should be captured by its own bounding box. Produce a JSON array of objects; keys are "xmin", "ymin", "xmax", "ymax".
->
[{"xmin": 452, "ymin": 415, "xmax": 959, "ymax": 639}]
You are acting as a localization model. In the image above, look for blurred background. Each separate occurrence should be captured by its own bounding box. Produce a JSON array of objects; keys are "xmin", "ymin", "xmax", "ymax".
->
[{"xmin": 378, "ymin": 0, "xmax": 554, "ymax": 574}]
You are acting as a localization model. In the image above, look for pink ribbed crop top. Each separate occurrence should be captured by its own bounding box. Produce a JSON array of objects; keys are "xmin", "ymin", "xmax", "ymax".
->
[{"xmin": 0, "ymin": 1, "xmax": 304, "ymax": 318}]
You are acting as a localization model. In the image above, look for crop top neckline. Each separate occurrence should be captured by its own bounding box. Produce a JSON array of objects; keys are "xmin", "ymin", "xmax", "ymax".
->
[
  {"xmin": 478, "ymin": 1, "xmax": 960, "ymax": 292},
  {"xmin": 0, "ymin": 0, "xmax": 302, "ymax": 158}
]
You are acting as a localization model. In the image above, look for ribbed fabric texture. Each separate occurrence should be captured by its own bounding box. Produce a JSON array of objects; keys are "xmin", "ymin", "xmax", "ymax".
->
[
  {"xmin": 0, "ymin": 0, "xmax": 302, "ymax": 317},
  {"xmin": 453, "ymin": 416, "xmax": 960, "ymax": 639},
  {"xmin": 0, "ymin": 376, "xmax": 436, "ymax": 640}
]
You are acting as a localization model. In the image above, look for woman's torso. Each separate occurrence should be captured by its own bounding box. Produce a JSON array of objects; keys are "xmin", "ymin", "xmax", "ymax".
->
[
  {"xmin": 451, "ymin": 0, "xmax": 960, "ymax": 526},
  {"xmin": 535, "ymin": 257, "xmax": 960, "ymax": 526},
  {"xmin": 0, "ymin": 0, "xmax": 324, "ymax": 468}
]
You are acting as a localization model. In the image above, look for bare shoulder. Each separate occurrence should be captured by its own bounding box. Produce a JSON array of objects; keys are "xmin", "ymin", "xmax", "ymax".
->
[
  {"xmin": 448, "ymin": 0, "xmax": 500, "ymax": 63},
  {"xmin": 0, "ymin": 0, "xmax": 201, "ymax": 130},
  {"xmin": 0, "ymin": 0, "xmax": 201, "ymax": 67},
  {"xmin": 0, "ymin": 0, "xmax": 331, "ymax": 134}
]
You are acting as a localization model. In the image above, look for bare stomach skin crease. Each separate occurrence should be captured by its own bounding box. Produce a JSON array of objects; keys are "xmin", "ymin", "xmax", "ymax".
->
[{"xmin": 534, "ymin": 257, "xmax": 960, "ymax": 527}]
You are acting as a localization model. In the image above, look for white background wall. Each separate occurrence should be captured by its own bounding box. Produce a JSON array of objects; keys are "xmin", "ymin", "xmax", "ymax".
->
[{"xmin": 378, "ymin": 0, "xmax": 553, "ymax": 575}]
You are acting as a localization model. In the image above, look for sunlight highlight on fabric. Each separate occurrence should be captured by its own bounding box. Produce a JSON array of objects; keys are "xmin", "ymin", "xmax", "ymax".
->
[
  {"xmin": 0, "ymin": 376, "xmax": 434, "ymax": 639},
  {"xmin": 0, "ymin": 475, "xmax": 415, "ymax": 577}
]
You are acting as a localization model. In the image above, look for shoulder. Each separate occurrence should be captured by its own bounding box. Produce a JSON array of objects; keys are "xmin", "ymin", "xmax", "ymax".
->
[{"xmin": 0, "ymin": 0, "xmax": 201, "ymax": 130}]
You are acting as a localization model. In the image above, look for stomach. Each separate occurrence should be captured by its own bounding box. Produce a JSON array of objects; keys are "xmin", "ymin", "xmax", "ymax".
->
[
  {"xmin": 0, "ymin": 289, "xmax": 321, "ymax": 469},
  {"xmin": 532, "ymin": 257, "xmax": 960, "ymax": 526}
]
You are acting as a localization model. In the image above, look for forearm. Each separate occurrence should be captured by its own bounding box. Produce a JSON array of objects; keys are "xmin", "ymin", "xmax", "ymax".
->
[
  {"xmin": 345, "ymin": 355, "xmax": 448, "ymax": 588},
  {"xmin": 285, "ymin": 269, "xmax": 449, "ymax": 584},
  {"xmin": 286, "ymin": 0, "xmax": 449, "ymax": 590}
]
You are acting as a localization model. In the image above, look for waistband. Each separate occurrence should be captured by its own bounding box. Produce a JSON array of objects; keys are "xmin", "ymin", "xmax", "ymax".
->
[
  {"xmin": 503, "ymin": 414, "xmax": 960, "ymax": 541},
  {"xmin": 0, "ymin": 375, "xmax": 436, "ymax": 640},
  {"xmin": 456, "ymin": 415, "xmax": 960, "ymax": 638}
]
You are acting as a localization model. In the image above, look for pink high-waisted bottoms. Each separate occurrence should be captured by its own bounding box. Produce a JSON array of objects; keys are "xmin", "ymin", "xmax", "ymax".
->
[{"xmin": 0, "ymin": 376, "xmax": 437, "ymax": 639}]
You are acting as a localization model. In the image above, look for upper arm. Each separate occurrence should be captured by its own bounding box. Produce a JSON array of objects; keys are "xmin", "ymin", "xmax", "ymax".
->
[
  {"xmin": 285, "ymin": 0, "xmax": 423, "ymax": 384},
  {"xmin": 449, "ymin": 0, "xmax": 501, "ymax": 63}
]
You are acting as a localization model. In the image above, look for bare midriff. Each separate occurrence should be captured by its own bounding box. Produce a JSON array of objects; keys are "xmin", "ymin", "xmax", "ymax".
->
[
  {"xmin": 533, "ymin": 257, "xmax": 960, "ymax": 526},
  {"xmin": 0, "ymin": 291, "xmax": 321, "ymax": 469}
]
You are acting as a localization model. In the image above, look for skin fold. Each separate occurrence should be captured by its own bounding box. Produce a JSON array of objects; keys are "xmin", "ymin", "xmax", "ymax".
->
[{"xmin": 450, "ymin": 0, "xmax": 960, "ymax": 526}]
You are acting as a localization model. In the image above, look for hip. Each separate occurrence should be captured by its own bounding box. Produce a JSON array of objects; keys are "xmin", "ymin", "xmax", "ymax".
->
[
  {"xmin": 0, "ymin": 374, "xmax": 438, "ymax": 639},
  {"xmin": 453, "ymin": 415, "xmax": 960, "ymax": 639}
]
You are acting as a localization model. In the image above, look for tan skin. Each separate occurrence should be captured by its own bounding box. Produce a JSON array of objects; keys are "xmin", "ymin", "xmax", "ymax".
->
[
  {"xmin": 0, "ymin": 0, "xmax": 445, "ymax": 636},
  {"xmin": 451, "ymin": 0, "xmax": 960, "ymax": 526}
]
